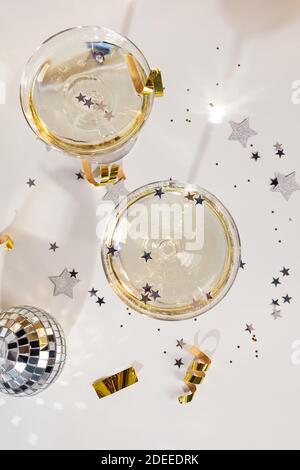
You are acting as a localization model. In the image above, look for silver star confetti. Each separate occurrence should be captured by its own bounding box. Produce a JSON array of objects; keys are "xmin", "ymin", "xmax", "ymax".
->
[
  {"xmin": 176, "ymin": 339, "xmax": 185, "ymax": 349},
  {"xmin": 49, "ymin": 268, "xmax": 80, "ymax": 298},
  {"xmin": 151, "ymin": 289, "xmax": 161, "ymax": 301},
  {"xmin": 245, "ymin": 324, "xmax": 255, "ymax": 334},
  {"xmin": 228, "ymin": 117, "xmax": 257, "ymax": 148},
  {"xmin": 191, "ymin": 298, "xmax": 200, "ymax": 309},
  {"xmin": 273, "ymin": 142, "xmax": 283, "ymax": 151},
  {"xmin": 271, "ymin": 308, "xmax": 282, "ymax": 320},
  {"xmin": 95, "ymin": 100, "xmax": 107, "ymax": 111},
  {"xmin": 103, "ymin": 179, "xmax": 129, "ymax": 205},
  {"xmin": 49, "ymin": 242, "xmax": 59, "ymax": 252},
  {"xmin": 104, "ymin": 111, "xmax": 114, "ymax": 121},
  {"xmin": 26, "ymin": 178, "xmax": 36, "ymax": 188},
  {"xmin": 271, "ymin": 171, "xmax": 300, "ymax": 201}
]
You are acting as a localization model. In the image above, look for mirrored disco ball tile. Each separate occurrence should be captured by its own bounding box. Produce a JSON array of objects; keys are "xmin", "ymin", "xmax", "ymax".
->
[{"xmin": 0, "ymin": 306, "xmax": 66, "ymax": 397}]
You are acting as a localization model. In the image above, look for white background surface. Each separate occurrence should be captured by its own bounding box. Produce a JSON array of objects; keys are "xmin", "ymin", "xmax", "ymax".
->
[{"xmin": 1, "ymin": 0, "xmax": 300, "ymax": 450}]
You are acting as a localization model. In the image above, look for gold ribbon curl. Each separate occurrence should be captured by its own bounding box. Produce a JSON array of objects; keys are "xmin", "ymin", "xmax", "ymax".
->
[
  {"xmin": 178, "ymin": 344, "xmax": 211, "ymax": 404},
  {"xmin": 125, "ymin": 54, "xmax": 164, "ymax": 97},
  {"xmin": 143, "ymin": 69, "xmax": 164, "ymax": 97},
  {"xmin": 81, "ymin": 161, "xmax": 126, "ymax": 187},
  {"xmin": 0, "ymin": 234, "xmax": 14, "ymax": 251},
  {"xmin": 92, "ymin": 366, "xmax": 138, "ymax": 399}
]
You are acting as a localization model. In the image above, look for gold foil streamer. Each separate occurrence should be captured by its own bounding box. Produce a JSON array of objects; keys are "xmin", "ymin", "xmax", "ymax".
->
[
  {"xmin": 0, "ymin": 234, "xmax": 14, "ymax": 251},
  {"xmin": 92, "ymin": 366, "xmax": 138, "ymax": 399},
  {"xmin": 81, "ymin": 161, "xmax": 125, "ymax": 187},
  {"xmin": 126, "ymin": 54, "xmax": 145, "ymax": 94},
  {"xmin": 126, "ymin": 54, "xmax": 164, "ymax": 97},
  {"xmin": 178, "ymin": 344, "xmax": 211, "ymax": 404},
  {"xmin": 143, "ymin": 69, "xmax": 164, "ymax": 97}
]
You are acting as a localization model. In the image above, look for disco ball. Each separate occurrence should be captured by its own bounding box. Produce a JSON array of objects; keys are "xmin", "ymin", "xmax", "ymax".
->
[{"xmin": 0, "ymin": 306, "xmax": 66, "ymax": 397}]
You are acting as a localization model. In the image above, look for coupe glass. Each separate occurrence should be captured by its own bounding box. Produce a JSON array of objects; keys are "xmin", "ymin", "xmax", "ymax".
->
[
  {"xmin": 0, "ymin": 306, "xmax": 66, "ymax": 397},
  {"xmin": 101, "ymin": 180, "xmax": 241, "ymax": 321},
  {"xmin": 20, "ymin": 26, "xmax": 163, "ymax": 186}
]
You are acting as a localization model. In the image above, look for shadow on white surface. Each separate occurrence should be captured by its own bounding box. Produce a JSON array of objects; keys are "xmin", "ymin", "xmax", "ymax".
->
[
  {"xmin": 188, "ymin": 0, "xmax": 300, "ymax": 184},
  {"xmin": 195, "ymin": 328, "xmax": 221, "ymax": 357},
  {"xmin": 221, "ymin": 0, "xmax": 300, "ymax": 35},
  {"xmin": 0, "ymin": 165, "xmax": 97, "ymax": 335}
]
